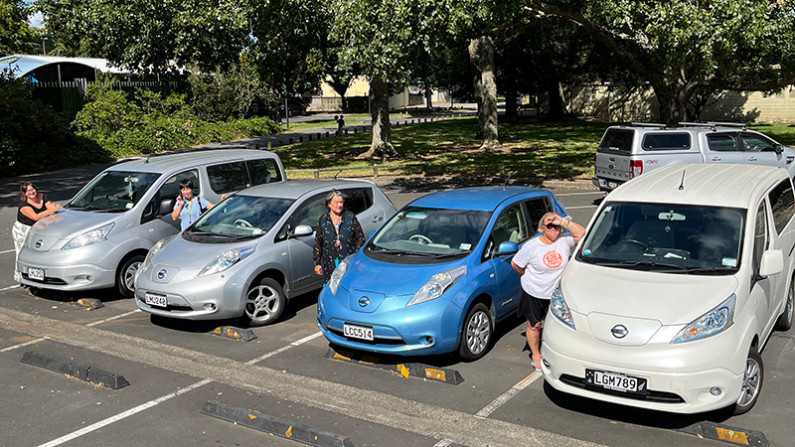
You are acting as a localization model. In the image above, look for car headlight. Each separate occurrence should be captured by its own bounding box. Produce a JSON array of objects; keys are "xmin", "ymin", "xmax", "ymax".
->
[
  {"xmin": 550, "ymin": 287, "xmax": 575, "ymax": 329},
  {"xmin": 62, "ymin": 223, "xmax": 114, "ymax": 250},
  {"xmin": 673, "ymin": 294, "xmax": 735, "ymax": 343},
  {"xmin": 407, "ymin": 265, "xmax": 467, "ymax": 307},
  {"xmin": 197, "ymin": 246, "xmax": 255, "ymax": 277},
  {"xmin": 142, "ymin": 238, "xmax": 168, "ymax": 271},
  {"xmin": 328, "ymin": 257, "xmax": 350, "ymax": 296}
]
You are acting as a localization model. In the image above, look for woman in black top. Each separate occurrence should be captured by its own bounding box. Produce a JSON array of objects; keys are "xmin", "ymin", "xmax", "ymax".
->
[
  {"xmin": 313, "ymin": 190, "xmax": 365, "ymax": 283},
  {"xmin": 13, "ymin": 182, "xmax": 60, "ymax": 281}
]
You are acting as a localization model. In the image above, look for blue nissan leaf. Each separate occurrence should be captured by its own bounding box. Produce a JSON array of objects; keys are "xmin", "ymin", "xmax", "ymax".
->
[{"xmin": 317, "ymin": 186, "xmax": 568, "ymax": 361}]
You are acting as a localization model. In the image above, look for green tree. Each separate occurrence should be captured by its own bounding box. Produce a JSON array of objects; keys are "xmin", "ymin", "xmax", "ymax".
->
[
  {"xmin": 1, "ymin": 0, "xmax": 35, "ymax": 55},
  {"xmin": 527, "ymin": 0, "xmax": 795, "ymax": 124}
]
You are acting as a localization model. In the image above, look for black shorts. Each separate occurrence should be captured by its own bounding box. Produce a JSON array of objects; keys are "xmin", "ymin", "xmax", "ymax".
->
[{"xmin": 519, "ymin": 289, "xmax": 549, "ymax": 326}]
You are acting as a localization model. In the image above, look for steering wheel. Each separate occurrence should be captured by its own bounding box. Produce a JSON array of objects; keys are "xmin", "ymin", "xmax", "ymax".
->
[
  {"xmin": 234, "ymin": 219, "xmax": 254, "ymax": 228},
  {"xmin": 409, "ymin": 234, "xmax": 433, "ymax": 245},
  {"xmin": 615, "ymin": 239, "xmax": 648, "ymax": 250}
]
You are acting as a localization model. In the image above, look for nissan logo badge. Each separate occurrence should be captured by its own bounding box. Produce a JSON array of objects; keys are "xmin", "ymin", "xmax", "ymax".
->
[
  {"xmin": 358, "ymin": 296, "xmax": 370, "ymax": 307},
  {"xmin": 157, "ymin": 269, "xmax": 167, "ymax": 280},
  {"xmin": 35, "ymin": 239, "xmax": 43, "ymax": 249},
  {"xmin": 611, "ymin": 324, "xmax": 628, "ymax": 339}
]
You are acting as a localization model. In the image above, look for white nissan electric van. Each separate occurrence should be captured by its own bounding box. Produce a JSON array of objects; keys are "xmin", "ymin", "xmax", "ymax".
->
[
  {"xmin": 543, "ymin": 163, "xmax": 795, "ymax": 415},
  {"xmin": 17, "ymin": 148, "xmax": 285, "ymax": 297}
]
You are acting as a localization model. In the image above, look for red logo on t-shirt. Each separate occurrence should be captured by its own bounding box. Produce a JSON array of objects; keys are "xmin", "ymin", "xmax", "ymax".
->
[{"xmin": 543, "ymin": 250, "xmax": 563, "ymax": 268}]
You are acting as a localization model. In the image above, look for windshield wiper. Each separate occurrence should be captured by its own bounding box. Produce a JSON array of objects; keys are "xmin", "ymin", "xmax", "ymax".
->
[
  {"xmin": 685, "ymin": 266, "xmax": 737, "ymax": 275},
  {"xmin": 187, "ymin": 230, "xmax": 227, "ymax": 237},
  {"xmin": 430, "ymin": 251, "xmax": 471, "ymax": 259},
  {"xmin": 600, "ymin": 260, "xmax": 686, "ymax": 271}
]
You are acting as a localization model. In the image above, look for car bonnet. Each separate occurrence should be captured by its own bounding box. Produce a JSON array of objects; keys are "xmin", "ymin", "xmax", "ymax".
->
[{"xmin": 28, "ymin": 209, "xmax": 118, "ymax": 251}]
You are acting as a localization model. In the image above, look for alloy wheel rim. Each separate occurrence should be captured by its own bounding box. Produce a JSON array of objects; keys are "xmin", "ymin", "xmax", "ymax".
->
[
  {"xmin": 787, "ymin": 282, "xmax": 794, "ymax": 323},
  {"xmin": 123, "ymin": 261, "xmax": 140, "ymax": 292},
  {"xmin": 465, "ymin": 311, "xmax": 491, "ymax": 355},
  {"xmin": 737, "ymin": 358, "xmax": 760, "ymax": 407},
  {"xmin": 246, "ymin": 285, "xmax": 278, "ymax": 323}
]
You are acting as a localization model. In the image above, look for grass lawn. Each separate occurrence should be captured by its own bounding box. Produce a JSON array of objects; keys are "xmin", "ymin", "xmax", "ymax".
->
[{"xmin": 274, "ymin": 116, "xmax": 606, "ymax": 186}]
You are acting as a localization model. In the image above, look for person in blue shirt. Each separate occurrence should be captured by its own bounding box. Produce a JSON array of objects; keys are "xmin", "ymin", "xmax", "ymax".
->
[{"xmin": 170, "ymin": 179, "xmax": 223, "ymax": 230}]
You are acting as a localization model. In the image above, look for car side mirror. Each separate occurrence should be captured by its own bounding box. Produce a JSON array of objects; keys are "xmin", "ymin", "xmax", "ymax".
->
[
  {"xmin": 759, "ymin": 249, "xmax": 784, "ymax": 277},
  {"xmin": 775, "ymin": 144, "xmax": 784, "ymax": 154},
  {"xmin": 159, "ymin": 198, "xmax": 174, "ymax": 216},
  {"xmin": 292, "ymin": 224, "xmax": 314, "ymax": 237},
  {"xmin": 495, "ymin": 241, "xmax": 519, "ymax": 256}
]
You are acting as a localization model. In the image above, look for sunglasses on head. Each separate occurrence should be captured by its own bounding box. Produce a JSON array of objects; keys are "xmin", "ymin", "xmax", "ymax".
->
[{"xmin": 545, "ymin": 223, "xmax": 561, "ymax": 230}]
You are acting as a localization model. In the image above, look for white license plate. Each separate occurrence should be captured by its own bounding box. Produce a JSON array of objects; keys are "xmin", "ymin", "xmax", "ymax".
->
[
  {"xmin": 144, "ymin": 292, "xmax": 168, "ymax": 308},
  {"xmin": 587, "ymin": 369, "xmax": 646, "ymax": 394},
  {"xmin": 343, "ymin": 323, "xmax": 374, "ymax": 341},
  {"xmin": 28, "ymin": 267, "xmax": 44, "ymax": 281},
  {"xmin": 608, "ymin": 181, "xmax": 619, "ymax": 189}
]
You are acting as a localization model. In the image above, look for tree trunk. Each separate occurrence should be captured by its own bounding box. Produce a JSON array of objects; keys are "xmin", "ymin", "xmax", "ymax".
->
[
  {"xmin": 505, "ymin": 82, "xmax": 518, "ymax": 122},
  {"xmin": 357, "ymin": 76, "xmax": 397, "ymax": 159},
  {"xmin": 469, "ymin": 36, "xmax": 500, "ymax": 151},
  {"xmin": 652, "ymin": 81, "xmax": 691, "ymax": 126},
  {"xmin": 545, "ymin": 77, "xmax": 565, "ymax": 121}
]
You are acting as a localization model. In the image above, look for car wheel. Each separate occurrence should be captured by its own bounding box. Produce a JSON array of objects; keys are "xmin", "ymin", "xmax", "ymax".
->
[
  {"xmin": 244, "ymin": 278, "xmax": 285, "ymax": 326},
  {"xmin": 733, "ymin": 347, "xmax": 763, "ymax": 415},
  {"xmin": 775, "ymin": 278, "xmax": 794, "ymax": 331},
  {"xmin": 458, "ymin": 303, "xmax": 493, "ymax": 361},
  {"xmin": 117, "ymin": 255, "xmax": 144, "ymax": 298}
]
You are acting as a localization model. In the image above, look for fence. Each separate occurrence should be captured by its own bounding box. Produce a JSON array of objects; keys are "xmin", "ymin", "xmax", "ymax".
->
[{"xmin": 29, "ymin": 80, "xmax": 186, "ymax": 117}]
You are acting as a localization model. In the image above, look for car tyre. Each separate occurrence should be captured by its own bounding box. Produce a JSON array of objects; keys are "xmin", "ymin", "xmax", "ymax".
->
[
  {"xmin": 117, "ymin": 254, "xmax": 144, "ymax": 298},
  {"xmin": 244, "ymin": 277, "xmax": 285, "ymax": 326},
  {"xmin": 458, "ymin": 303, "xmax": 493, "ymax": 361},
  {"xmin": 733, "ymin": 347, "xmax": 763, "ymax": 415},
  {"xmin": 775, "ymin": 278, "xmax": 794, "ymax": 331}
]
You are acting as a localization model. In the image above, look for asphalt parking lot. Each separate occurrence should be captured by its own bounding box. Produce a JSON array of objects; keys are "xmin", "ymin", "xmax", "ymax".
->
[{"xmin": 1, "ymin": 168, "xmax": 793, "ymax": 447}]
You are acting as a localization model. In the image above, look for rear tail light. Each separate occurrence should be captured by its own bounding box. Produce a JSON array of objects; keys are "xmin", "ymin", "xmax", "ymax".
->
[{"xmin": 629, "ymin": 160, "xmax": 643, "ymax": 179}]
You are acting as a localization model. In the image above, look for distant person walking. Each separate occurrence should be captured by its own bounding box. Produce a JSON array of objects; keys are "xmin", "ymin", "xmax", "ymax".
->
[
  {"xmin": 511, "ymin": 212, "xmax": 584, "ymax": 372},
  {"xmin": 313, "ymin": 189, "xmax": 364, "ymax": 283},
  {"xmin": 13, "ymin": 182, "xmax": 61, "ymax": 282},
  {"xmin": 335, "ymin": 114, "xmax": 345, "ymax": 136}
]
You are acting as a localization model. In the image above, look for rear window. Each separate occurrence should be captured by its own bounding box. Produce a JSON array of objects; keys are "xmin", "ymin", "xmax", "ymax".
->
[
  {"xmin": 208, "ymin": 158, "xmax": 282, "ymax": 194},
  {"xmin": 642, "ymin": 133, "xmax": 691, "ymax": 151},
  {"xmin": 597, "ymin": 128, "xmax": 634, "ymax": 154}
]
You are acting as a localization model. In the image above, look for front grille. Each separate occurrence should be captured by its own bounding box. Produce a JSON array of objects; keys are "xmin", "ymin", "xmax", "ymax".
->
[
  {"xmin": 559, "ymin": 374, "xmax": 685, "ymax": 403},
  {"xmin": 21, "ymin": 273, "xmax": 67, "ymax": 285}
]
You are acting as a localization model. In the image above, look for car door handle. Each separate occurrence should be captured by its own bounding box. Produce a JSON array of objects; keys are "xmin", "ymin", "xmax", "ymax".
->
[
  {"xmin": 371, "ymin": 216, "xmax": 382, "ymax": 223},
  {"xmin": 710, "ymin": 157, "xmax": 721, "ymax": 162},
  {"xmin": 747, "ymin": 157, "xmax": 758, "ymax": 162}
]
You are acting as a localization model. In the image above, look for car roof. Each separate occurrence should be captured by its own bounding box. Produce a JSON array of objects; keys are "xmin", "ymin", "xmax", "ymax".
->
[
  {"xmin": 607, "ymin": 123, "xmax": 763, "ymax": 135},
  {"xmin": 409, "ymin": 186, "xmax": 553, "ymax": 211},
  {"xmin": 607, "ymin": 163, "xmax": 789, "ymax": 208},
  {"xmin": 107, "ymin": 149, "xmax": 279, "ymax": 174},
  {"xmin": 238, "ymin": 179, "xmax": 376, "ymax": 200}
]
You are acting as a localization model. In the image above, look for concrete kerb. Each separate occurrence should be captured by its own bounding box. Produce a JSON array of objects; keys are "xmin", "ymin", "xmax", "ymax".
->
[
  {"xmin": 212, "ymin": 326, "xmax": 257, "ymax": 342},
  {"xmin": 20, "ymin": 350, "xmax": 130, "ymax": 389},
  {"xmin": 324, "ymin": 347, "xmax": 464, "ymax": 385},
  {"xmin": 678, "ymin": 421, "xmax": 769, "ymax": 446},
  {"xmin": 201, "ymin": 400, "xmax": 354, "ymax": 447}
]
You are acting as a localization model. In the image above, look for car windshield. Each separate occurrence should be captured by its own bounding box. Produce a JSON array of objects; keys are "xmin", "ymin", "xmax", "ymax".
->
[
  {"xmin": 366, "ymin": 206, "xmax": 491, "ymax": 263},
  {"xmin": 184, "ymin": 195, "xmax": 294, "ymax": 242},
  {"xmin": 67, "ymin": 171, "xmax": 160, "ymax": 212},
  {"xmin": 577, "ymin": 202, "xmax": 745, "ymax": 274}
]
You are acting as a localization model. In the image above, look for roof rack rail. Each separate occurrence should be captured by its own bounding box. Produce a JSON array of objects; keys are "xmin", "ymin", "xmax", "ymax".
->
[
  {"xmin": 678, "ymin": 122, "xmax": 714, "ymax": 128},
  {"xmin": 137, "ymin": 145, "xmax": 258, "ymax": 162},
  {"xmin": 706, "ymin": 121, "xmax": 747, "ymax": 130},
  {"xmin": 629, "ymin": 122, "xmax": 667, "ymax": 128}
]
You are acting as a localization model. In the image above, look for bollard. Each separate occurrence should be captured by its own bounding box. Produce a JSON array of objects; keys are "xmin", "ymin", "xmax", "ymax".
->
[
  {"xmin": 267, "ymin": 142, "xmax": 272, "ymax": 150},
  {"xmin": 289, "ymin": 137, "xmax": 293, "ymax": 144},
  {"xmin": 299, "ymin": 136, "xmax": 303, "ymax": 142},
  {"xmin": 325, "ymin": 131, "xmax": 329, "ymax": 138},
  {"xmin": 373, "ymin": 166, "xmax": 379, "ymax": 178},
  {"xmin": 317, "ymin": 132, "xmax": 321, "ymax": 139}
]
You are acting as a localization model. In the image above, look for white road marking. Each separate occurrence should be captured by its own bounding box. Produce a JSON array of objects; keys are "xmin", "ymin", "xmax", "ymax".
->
[
  {"xmin": 0, "ymin": 336, "xmax": 48, "ymax": 353},
  {"xmin": 37, "ymin": 379, "xmax": 213, "ymax": 447},
  {"xmin": 86, "ymin": 309, "xmax": 141, "ymax": 327},
  {"xmin": 36, "ymin": 329, "xmax": 323, "ymax": 446},
  {"xmin": 433, "ymin": 440, "xmax": 453, "ymax": 447},
  {"xmin": 554, "ymin": 191, "xmax": 603, "ymax": 197},
  {"xmin": 565, "ymin": 205, "xmax": 599, "ymax": 210},
  {"xmin": 0, "ymin": 284, "xmax": 21, "ymax": 292},
  {"xmin": 0, "ymin": 248, "xmax": 15, "ymax": 254},
  {"xmin": 475, "ymin": 372, "xmax": 543, "ymax": 418}
]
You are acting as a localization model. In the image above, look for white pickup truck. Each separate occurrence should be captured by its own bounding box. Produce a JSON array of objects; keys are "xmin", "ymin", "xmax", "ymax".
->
[{"xmin": 593, "ymin": 122, "xmax": 795, "ymax": 192}]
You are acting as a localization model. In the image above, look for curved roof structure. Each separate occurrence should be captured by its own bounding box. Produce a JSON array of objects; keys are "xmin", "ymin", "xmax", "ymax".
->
[{"xmin": 0, "ymin": 54, "xmax": 126, "ymax": 82}]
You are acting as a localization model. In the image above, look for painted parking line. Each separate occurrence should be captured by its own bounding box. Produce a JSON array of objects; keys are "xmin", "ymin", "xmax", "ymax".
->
[
  {"xmin": 0, "ymin": 284, "xmax": 21, "ymax": 292},
  {"xmin": 0, "ymin": 248, "xmax": 15, "ymax": 254},
  {"xmin": 475, "ymin": 372, "xmax": 541, "ymax": 418},
  {"xmin": 35, "ymin": 328, "xmax": 323, "ymax": 447},
  {"xmin": 565, "ymin": 205, "xmax": 599, "ymax": 210},
  {"xmin": 554, "ymin": 192, "xmax": 603, "ymax": 197}
]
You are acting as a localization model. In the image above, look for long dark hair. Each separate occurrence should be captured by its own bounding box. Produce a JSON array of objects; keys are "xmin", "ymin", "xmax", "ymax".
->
[{"xmin": 19, "ymin": 182, "xmax": 37, "ymax": 201}]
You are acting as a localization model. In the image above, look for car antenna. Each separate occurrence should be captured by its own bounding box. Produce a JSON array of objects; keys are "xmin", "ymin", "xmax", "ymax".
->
[
  {"xmin": 678, "ymin": 170, "xmax": 686, "ymax": 190},
  {"xmin": 333, "ymin": 169, "xmax": 342, "ymax": 179},
  {"xmin": 144, "ymin": 154, "xmax": 152, "ymax": 164},
  {"xmin": 502, "ymin": 174, "xmax": 512, "ymax": 190}
]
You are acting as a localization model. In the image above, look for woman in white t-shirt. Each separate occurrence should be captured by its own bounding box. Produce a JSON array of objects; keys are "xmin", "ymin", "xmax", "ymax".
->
[{"xmin": 511, "ymin": 212, "xmax": 584, "ymax": 371}]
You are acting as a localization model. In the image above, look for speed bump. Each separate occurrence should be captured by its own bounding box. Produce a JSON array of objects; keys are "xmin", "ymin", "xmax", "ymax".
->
[
  {"xmin": 20, "ymin": 351, "xmax": 130, "ymax": 389},
  {"xmin": 201, "ymin": 400, "xmax": 354, "ymax": 447},
  {"xmin": 212, "ymin": 326, "xmax": 257, "ymax": 342},
  {"xmin": 678, "ymin": 421, "xmax": 769, "ymax": 446},
  {"xmin": 324, "ymin": 347, "xmax": 464, "ymax": 385}
]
